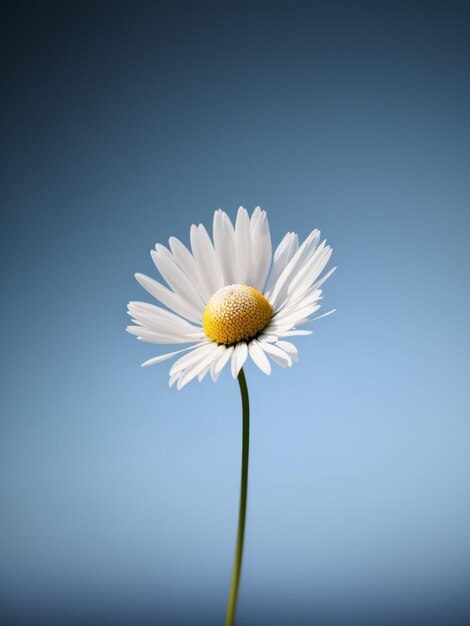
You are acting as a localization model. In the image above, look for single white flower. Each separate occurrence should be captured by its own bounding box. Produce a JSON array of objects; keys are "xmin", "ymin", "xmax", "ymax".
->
[{"xmin": 127, "ymin": 207, "xmax": 335, "ymax": 390}]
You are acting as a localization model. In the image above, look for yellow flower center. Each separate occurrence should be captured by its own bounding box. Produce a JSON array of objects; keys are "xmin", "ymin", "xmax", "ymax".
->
[{"xmin": 203, "ymin": 284, "xmax": 273, "ymax": 345}]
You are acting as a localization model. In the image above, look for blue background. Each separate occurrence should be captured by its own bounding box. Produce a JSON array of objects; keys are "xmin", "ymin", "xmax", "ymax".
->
[{"xmin": 1, "ymin": 1, "xmax": 469, "ymax": 624}]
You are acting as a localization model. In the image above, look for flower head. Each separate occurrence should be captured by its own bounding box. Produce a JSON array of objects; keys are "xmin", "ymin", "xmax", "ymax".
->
[
  {"xmin": 203, "ymin": 284, "xmax": 273, "ymax": 345},
  {"xmin": 127, "ymin": 207, "xmax": 335, "ymax": 389}
]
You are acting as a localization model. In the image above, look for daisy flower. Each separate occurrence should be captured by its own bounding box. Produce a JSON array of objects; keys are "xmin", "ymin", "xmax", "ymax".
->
[
  {"xmin": 127, "ymin": 207, "xmax": 335, "ymax": 390},
  {"xmin": 126, "ymin": 206, "xmax": 335, "ymax": 626}
]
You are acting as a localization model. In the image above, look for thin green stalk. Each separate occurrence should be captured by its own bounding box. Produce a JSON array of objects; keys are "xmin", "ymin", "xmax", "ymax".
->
[{"xmin": 225, "ymin": 368, "xmax": 250, "ymax": 626}]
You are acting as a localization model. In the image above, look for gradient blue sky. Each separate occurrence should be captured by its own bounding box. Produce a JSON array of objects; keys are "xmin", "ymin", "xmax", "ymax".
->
[{"xmin": 1, "ymin": 1, "xmax": 470, "ymax": 624}]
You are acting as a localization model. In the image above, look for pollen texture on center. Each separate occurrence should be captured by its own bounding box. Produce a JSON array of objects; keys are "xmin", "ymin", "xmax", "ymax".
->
[{"xmin": 203, "ymin": 284, "xmax": 273, "ymax": 345}]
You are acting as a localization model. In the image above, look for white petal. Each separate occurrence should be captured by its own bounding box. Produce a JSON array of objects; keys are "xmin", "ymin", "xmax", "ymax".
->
[
  {"xmin": 154, "ymin": 243, "xmax": 173, "ymax": 261},
  {"xmin": 131, "ymin": 325, "xmax": 204, "ymax": 343},
  {"xmin": 127, "ymin": 326, "xmax": 199, "ymax": 344},
  {"xmin": 269, "ymin": 229, "xmax": 320, "ymax": 310},
  {"xmin": 250, "ymin": 206, "xmax": 262, "ymax": 227},
  {"xmin": 250, "ymin": 211, "xmax": 272, "ymax": 292},
  {"xmin": 309, "ymin": 266, "xmax": 336, "ymax": 293},
  {"xmin": 168, "ymin": 237, "xmax": 212, "ymax": 303},
  {"xmin": 231, "ymin": 342, "xmax": 248, "ymax": 378},
  {"xmin": 210, "ymin": 345, "xmax": 234, "ymax": 381},
  {"xmin": 198, "ymin": 363, "xmax": 211, "ymax": 382},
  {"xmin": 270, "ymin": 303, "xmax": 321, "ymax": 329},
  {"xmin": 276, "ymin": 288, "xmax": 323, "ymax": 318},
  {"xmin": 309, "ymin": 308, "xmax": 337, "ymax": 322},
  {"xmin": 151, "ymin": 249, "xmax": 206, "ymax": 313},
  {"xmin": 198, "ymin": 344, "xmax": 225, "ymax": 381},
  {"xmin": 169, "ymin": 372, "xmax": 180, "ymax": 387},
  {"xmin": 264, "ymin": 232, "xmax": 299, "ymax": 296},
  {"xmin": 275, "ymin": 340, "xmax": 299, "ymax": 362},
  {"xmin": 274, "ymin": 329, "xmax": 313, "ymax": 337},
  {"xmin": 127, "ymin": 305, "xmax": 199, "ymax": 337},
  {"xmin": 127, "ymin": 318, "xmax": 207, "ymax": 343},
  {"xmin": 286, "ymin": 244, "xmax": 332, "ymax": 299},
  {"xmin": 176, "ymin": 346, "xmax": 220, "ymax": 390},
  {"xmin": 170, "ymin": 342, "xmax": 217, "ymax": 376},
  {"xmin": 234, "ymin": 207, "xmax": 252, "ymax": 284},
  {"xmin": 190, "ymin": 224, "xmax": 223, "ymax": 295},
  {"xmin": 271, "ymin": 289, "xmax": 322, "ymax": 322},
  {"xmin": 249, "ymin": 340, "xmax": 271, "ymax": 375},
  {"xmin": 134, "ymin": 273, "xmax": 202, "ymax": 323},
  {"xmin": 259, "ymin": 341, "xmax": 292, "ymax": 368},
  {"xmin": 257, "ymin": 333, "xmax": 278, "ymax": 343},
  {"xmin": 213, "ymin": 210, "xmax": 238, "ymax": 286},
  {"xmin": 140, "ymin": 345, "xmax": 197, "ymax": 367}
]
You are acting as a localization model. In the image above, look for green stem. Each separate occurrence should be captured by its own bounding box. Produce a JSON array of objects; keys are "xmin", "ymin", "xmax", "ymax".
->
[{"xmin": 225, "ymin": 368, "xmax": 250, "ymax": 626}]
